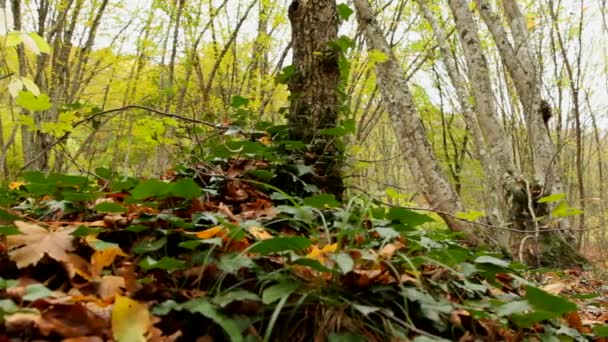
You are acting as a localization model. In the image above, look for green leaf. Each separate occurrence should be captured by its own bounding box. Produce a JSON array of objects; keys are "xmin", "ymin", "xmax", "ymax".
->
[
  {"xmin": 90, "ymin": 240, "xmax": 120, "ymax": 251},
  {"xmin": 455, "ymin": 210, "xmax": 485, "ymax": 221},
  {"xmin": 275, "ymin": 65, "xmax": 296, "ymax": 84},
  {"xmin": 0, "ymin": 299, "xmax": 19, "ymax": 317},
  {"xmin": 230, "ymin": 95, "xmax": 249, "ymax": 108},
  {"xmin": 95, "ymin": 202, "xmax": 127, "ymax": 213},
  {"xmin": 496, "ymin": 300, "xmax": 530, "ymax": 317},
  {"xmin": 133, "ymin": 237, "xmax": 167, "ymax": 254},
  {"xmin": 130, "ymin": 180, "xmax": 171, "ymax": 200},
  {"xmin": 333, "ymin": 252, "xmax": 354, "ymax": 274},
  {"xmin": 336, "ymin": 4, "xmax": 354, "ymax": 20},
  {"xmin": 139, "ymin": 256, "xmax": 186, "ymax": 272},
  {"xmin": 28, "ymin": 33, "xmax": 51, "ymax": 53},
  {"xmin": 511, "ymin": 311, "xmax": 556, "ymax": 328},
  {"xmin": 593, "ymin": 324, "xmax": 608, "ymax": 337},
  {"xmin": 319, "ymin": 119, "xmax": 356, "ymax": 136},
  {"xmin": 212, "ymin": 290, "xmax": 260, "ymax": 308},
  {"xmin": 474, "ymin": 256, "xmax": 510, "ymax": 268},
  {"xmin": 302, "ymin": 194, "xmax": 340, "ymax": 208},
  {"xmin": 170, "ymin": 179, "xmax": 202, "ymax": 199},
  {"xmin": 0, "ymin": 278, "xmax": 18, "ymax": 289},
  {"xmin": 71, "ymin": 226, "xmax": 103, "ymax": 237},
  {"xmin": 352, "ymin": 304, "xmax": 380, "ymax": 316},
  {"xmin": 182, "ymin": 298, "xmax": 243, "ymax": 342},
  {"xmin": 248, "ymin": 236, "xmax": 312, "ymax": 254},
  {"xmin": 0, "ymin": 226, "xmax": 22, "ymax": 235},
  {"xmin": 524, "ymin": 286, "xmax": 577, "ymax": 314},
  {"xmin": 152, "ymin": 300, "xmax": 180, "ymax": 316},
  {"xmin": 537, "ymin": 193, "xmax": 566, "ymax": 203},
  {"xmin": 387, "ymin": 208, "xmax": 434, "ymax": 227},
  {"xmin": 292, "ymin": 258, "xmax": 333, "ymax": 273},
  {"xmin": 328, "ymin": 333, "xmax": 366, "ymax": 342},
  {"xmin": 218, "ymin": 253, "xmax": 254, "ymax": 274},
  {"xmin": 15, "ymin": 91, "xmax": 52, "ymax": 111},
  {"xmin": 262, "ymin": 282, "xmax": 299, "ymax": 304},
  {"xmin": 551, "ymin": 201, "xmax": 584, "ymax": 217},
  {"xmin": 23, "ymin": 284, "xmax": 53, "ymax": 301}
]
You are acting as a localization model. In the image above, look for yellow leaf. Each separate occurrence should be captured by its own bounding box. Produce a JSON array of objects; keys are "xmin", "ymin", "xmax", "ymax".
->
[
  {"xmin": 7, "ymin": 221, "xmax": 76, "ymax": 268},
  {"xmin": 112, "ymin": 295, "xmax": 151, "ymax": 342},
  {"xmin": 8, "ymin": 181, "xmax": 26, "ymax": 190},
  {"xmin": 306, "ymin": 243, "xmax": 338, "ymax": 262},
  {"xmin": 258, "ymin": 136, "xmax": 272, "ymax": 145},
  {"xmin": 247, "ymin": 226, "xmax": 272, "ymax": 240},
  {"xmin": 91, "ymin": 246, "xmax": 128, "ymax": 278},
  {"xmin": 194, "ymin": 225, "xmax": 225, "ymax": 239}
]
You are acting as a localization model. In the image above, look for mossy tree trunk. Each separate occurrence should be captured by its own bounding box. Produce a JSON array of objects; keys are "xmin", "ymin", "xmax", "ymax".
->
[{"xmin": 287, "ymin": 0, "xmax": 344, "ymax": 199}]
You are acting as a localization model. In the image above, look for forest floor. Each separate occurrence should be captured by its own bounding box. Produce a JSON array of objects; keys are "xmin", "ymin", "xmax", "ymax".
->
[{"xmin": 0, "ymin": 144, "xmax": 607, "ymax": 341}]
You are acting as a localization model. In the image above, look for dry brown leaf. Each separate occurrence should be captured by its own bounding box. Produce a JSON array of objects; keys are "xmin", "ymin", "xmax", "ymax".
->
[
  {"xmin": 7, "ymin": 221, "xmax": 76, "ymax": 268},
  {"xmin": 98, "ymin": 276, "xmax": 126, "ymax": 300},
  {"xmin": 378, "ymin": 242, "xmax": 404, "ymax": 259},
  {"xmin": 62, "ymin": 337, "xmax": 104, "ymax": 342},
  {"xmin": 542, "ymin": 282, "xmax": 567, "ymax": 295}
]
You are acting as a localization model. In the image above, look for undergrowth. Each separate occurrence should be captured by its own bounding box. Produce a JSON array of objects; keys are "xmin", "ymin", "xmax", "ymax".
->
[{"xmin": 0, "ymin": 122, "xmax": 604, "ymax": 341}]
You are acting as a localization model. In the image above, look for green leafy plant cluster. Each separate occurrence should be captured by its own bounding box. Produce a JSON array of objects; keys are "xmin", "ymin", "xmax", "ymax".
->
[{"xmin": 0, "ymin": 124, "xmax": 602, "ymax": 341}]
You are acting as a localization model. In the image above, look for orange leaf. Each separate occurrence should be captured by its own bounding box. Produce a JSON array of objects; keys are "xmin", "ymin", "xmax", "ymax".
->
[
  {"xmin": 195, "ymin": 226, "xmax": 226, "ymax": 239},
  {"xmin": 8, "ymin": 181, "xmax": 26, "ymax": 190}
]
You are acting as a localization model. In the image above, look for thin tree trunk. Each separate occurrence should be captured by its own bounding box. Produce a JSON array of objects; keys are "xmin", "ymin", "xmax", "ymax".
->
[{"xmin": 354, "ymin": 0, "xmax": 478, "ymax": 243}]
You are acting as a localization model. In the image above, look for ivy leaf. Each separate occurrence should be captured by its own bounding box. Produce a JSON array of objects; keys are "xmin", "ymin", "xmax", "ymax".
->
[
  {"xmin": 387, "ymin": 208, "xmax": 434, "ymax": 227},
  {"xmin": 170, "ymin": 179, "xmax": 202, "ymax": 199},
  {"xmin": 337, "ymin": 4, "xmax": 354, "ymax": 20},
  {"xmin": 95, "ymin": 202, "xmax": 127, "ymax": 213},
  {"xmin": 181, "ymin": 298, "xmax": 243, "ymax": 342},
  {"xmin": 333, "ymin": 252, "xmax": 354, "ymax": 274},
  {"xmin": 302, "ymin": 194, "xmax": 340, "ymax": 208},
  {"xmin": 23, "ymin": 283, "xmax": 53, "ymax": 301},
  {"xmin": 474, "ymin": 256, "xmax": 510, "ymax": 268},
  {"xmin": 524, "ymin": 286, "xmax": 577, "ymax": 314},
  {"xmin": 262, "ymin": 282, "xmax": 299, "ymax": 304},
  {"xmin": 130, "ymin": 180, "xmax": 171, "ymax": 200},
  {"xmin": 139, "ymin": 256, "xmax": 185, "ymax": 272},
  {"xmin": 248, "ymin": 236, "xmax": 312, "ymax": 255},
  {"xmin": 212, "ymin": 290, "xmax": 260, "ymax": 308},
  {"xmin": 230, "ymin": 95, "xmax": 249, "ymax": 108}
]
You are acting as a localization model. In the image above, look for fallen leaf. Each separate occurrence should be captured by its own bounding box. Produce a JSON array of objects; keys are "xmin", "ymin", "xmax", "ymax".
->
[
  {"xmin": 8, "ymin": 181, "xmax": 26, "ymax": 190},
  {"xmin": 111, "ymin": 295, "xmax": 151, "ymax": 342},
  {"xmin": 542, "ymin": 282, "xmax": 566, "ymax": 295},
  {"xmin": 98, "ymin": 276, "xmax": 126, "ymax": 300},
  {"xmin": 246, "ymin": 226, "xmax": 273, "ymax": 240},
  {"xmin": 91, "ymin": 247, "xmax": 128, "ymax": 278},
  {"xmin": 195, "ymin": 226, "xmax": 226, "ymax": 239},
  {"xmin": 38, "ymin": 303, "xmax": 108, "ymax": 338},
  {"xmin": 7, "ymin": 221, "xmax": 76, "ymax": 268},
  {"xmin": 377, "ymin": 242, "xmax": 404, "ymax": 259}
]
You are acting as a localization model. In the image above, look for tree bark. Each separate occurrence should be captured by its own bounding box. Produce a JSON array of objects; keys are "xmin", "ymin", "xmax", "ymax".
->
[
  {"xmin": 287, "ymin": 0, "xmax": 344, "ymax": 199},
  {"xmin": 354, "ymin": 0, "xmax": 478, "ymax": 243}
]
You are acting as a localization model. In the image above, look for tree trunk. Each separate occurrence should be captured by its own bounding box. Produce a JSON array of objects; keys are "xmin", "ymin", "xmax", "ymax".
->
[
  {"xmin": 354, "ymin": 0, "xmax": 478, "ymax": 243},
  {"xmin": 287, "ymin": 0, "xmax": 344, "ymax": 199}
]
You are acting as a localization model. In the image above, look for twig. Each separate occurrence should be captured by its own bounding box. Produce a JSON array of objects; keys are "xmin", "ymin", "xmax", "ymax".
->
[{"xmin": 0, "ymin": 73, "xmax": 14, "ymax": 81}]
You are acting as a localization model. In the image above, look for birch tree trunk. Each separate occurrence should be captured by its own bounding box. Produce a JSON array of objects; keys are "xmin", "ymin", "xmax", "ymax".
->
[
  {"xmin": 354, "ymin": 0, "xmax": 478, "ymax": 243},
  {"xmin": 474, "ymin": 0, "xmax": 563, "ymax": 198},
  {"xmin": 415, "ymin": 0, "xmax": 504, "ymax": 227}
]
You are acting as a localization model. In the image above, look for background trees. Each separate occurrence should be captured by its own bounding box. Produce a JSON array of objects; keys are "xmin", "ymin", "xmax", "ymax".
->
[{"xmin": 0, "ymin": 0, "xmax": 606, "ymax": 263}]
